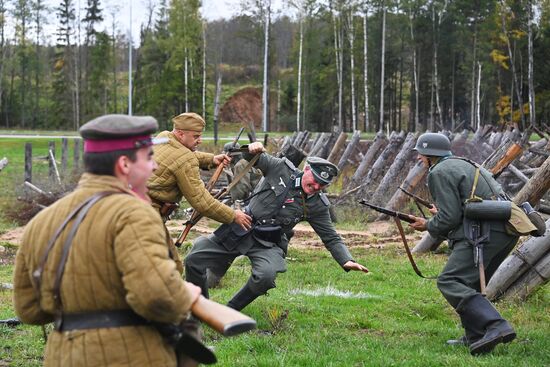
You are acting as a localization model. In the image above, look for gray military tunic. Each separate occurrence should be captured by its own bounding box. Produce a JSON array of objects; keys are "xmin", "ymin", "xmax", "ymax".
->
[
  {"xmin": 426, "ymin": 156, "xmax": 519, "ymax": 310},
  {"xmin": 185, "ymin": 153, "xmax": 354, "ymax": 297}
]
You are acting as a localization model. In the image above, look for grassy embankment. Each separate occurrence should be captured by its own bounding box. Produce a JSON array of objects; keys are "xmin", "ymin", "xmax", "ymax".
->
[{"xmin": 0, "ymin": 135, "xmax": 549, "ymax": 366}]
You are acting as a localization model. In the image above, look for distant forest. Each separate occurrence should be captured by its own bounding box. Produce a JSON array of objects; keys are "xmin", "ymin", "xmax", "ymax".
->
[{"xmin": 1, "ymin": 0, "xmax": 550, "ymax": 132}]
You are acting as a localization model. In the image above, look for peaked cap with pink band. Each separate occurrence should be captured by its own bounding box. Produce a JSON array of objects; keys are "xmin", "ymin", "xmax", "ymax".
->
[{"xmin": 80, "ymin": 114, "xmax": 165, "ymax": 153}]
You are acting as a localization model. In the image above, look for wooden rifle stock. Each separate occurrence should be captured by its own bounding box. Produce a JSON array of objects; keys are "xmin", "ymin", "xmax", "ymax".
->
[
  {"xmin": 191, "ymin": 296, "xmax": 256, "ymax": 336},
  {"xmin": 359, "ymin": 199, "xmax": 415, "ymax": 224}
]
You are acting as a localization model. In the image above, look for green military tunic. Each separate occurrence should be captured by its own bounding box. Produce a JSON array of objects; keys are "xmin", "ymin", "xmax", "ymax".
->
[
  {"xmin": 185, "ymin": 153, "xmax": 354, "ymax": 298},
  {"xmin": 425, "ymin": 157, "xmax": 519, "ymax": 309},
  {"xmin": 227, "ymin": 158, "xmax": 262, "ymax": 202}
]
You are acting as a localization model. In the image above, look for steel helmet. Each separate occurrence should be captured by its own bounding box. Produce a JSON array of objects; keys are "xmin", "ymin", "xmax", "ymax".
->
[
  {"xmin": 413, "ymin": 133, "xmax": 451, "ymax": 156},
  {"xmin": 223, "ymin": 142, "xmax": 240, "ymax": 152}
]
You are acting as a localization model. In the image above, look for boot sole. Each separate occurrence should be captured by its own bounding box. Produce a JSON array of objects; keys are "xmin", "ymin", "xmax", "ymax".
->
[{"xmin": 470, "ymin": 331, "xmax": 516, "ymax": 355}]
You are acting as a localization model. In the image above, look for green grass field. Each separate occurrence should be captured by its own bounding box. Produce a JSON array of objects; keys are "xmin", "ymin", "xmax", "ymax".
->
[{"xmin": 1, "ymin": 243, "xmax": 549, "ymax": 366}]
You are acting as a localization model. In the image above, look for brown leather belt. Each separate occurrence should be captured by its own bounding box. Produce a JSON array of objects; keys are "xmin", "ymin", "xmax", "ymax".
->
[{"xmin": 54, "ymin": 309, "xmax": 149, "ymax": 331}]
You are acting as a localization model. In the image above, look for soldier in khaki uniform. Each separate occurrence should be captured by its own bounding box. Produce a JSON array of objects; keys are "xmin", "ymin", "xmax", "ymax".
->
[
  {"xmin": 409, "ymin": 133, "xmax": 519, "ymax": 356},
  {"xmin": 13, "ymin": 115, "xmax": 202, "ymax": 366},
  {"xmin": 147, "ymin": 112, "xmax": 251, "ymax": 229},
  {"xmin": 185, "ymin": 143, "xmax": 369, "ymax": 311}
]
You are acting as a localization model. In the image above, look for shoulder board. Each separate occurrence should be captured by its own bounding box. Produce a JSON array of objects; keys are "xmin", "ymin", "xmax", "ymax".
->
[
  {"xmin": 447, "ymin": 156, "xmax": 480, "ymax": 168},
  {"xmin": 319, "ymin": 192, "xmax": 330, "ymax": 206},
  {"xmin": 283, "ymin": 157, "xmax": 296, "ymax": 170}
]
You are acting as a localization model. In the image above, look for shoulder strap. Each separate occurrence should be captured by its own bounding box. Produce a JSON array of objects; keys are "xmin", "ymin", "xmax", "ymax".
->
[{"xmin": 32, "ymin": 191, "xmax": 123, "ymax": 310}]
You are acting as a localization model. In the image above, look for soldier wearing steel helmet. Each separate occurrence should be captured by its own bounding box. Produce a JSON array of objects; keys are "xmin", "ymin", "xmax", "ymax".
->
[
  {"xmin": 408, "ymin": 132, "xmax": 519, "ymax": 355},
  {"xmin": 185, "ymin": 143, "xmax": 369, "ymax": 311}
]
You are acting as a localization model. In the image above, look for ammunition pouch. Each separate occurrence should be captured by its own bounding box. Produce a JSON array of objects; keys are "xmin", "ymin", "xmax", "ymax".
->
[
  {"xmin": 463, "ymin": 200, "xmax": 511, "ymax": 221},
  {"xmin": 214, "ymin": 222, "xmax": 252, "ymax": 251},
  {"xmin": 253, "ymin": 224, "xmax": 282, "ymax": 243}
]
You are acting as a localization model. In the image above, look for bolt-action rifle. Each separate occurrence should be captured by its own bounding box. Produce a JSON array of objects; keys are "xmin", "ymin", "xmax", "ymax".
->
[
  {"xmin": 358, "ymin": 200, "xmax": 415, "ymax": 223},
  {"xmin": 399, "ymin": 186, "xmax": 433, "ymax": 219}
]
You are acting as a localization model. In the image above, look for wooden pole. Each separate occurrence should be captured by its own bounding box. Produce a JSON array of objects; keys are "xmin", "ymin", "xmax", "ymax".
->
[
  {"xmin": 513, "ymin": 155, "xmax": 550, "ymax": 206},
  {"xmin": 25, "ymin": 143, "xmax": 32, "ymax": 183},
  {"xmin": 61, "ymin": 138, "xmax": 68, "ymax": 174}
]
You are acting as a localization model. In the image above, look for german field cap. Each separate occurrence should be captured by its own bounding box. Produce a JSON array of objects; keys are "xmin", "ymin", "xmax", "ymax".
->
[
  {"xmin": 173, "ymin": 112, "xmax": 205, "ymax": 132},
  {"xmin": 306, "ymin": 156, "xmax": 339, "ymax": 185},
  {"xmin": 80, "ymin": 114, "xmax": 163, "ymax": 153}
]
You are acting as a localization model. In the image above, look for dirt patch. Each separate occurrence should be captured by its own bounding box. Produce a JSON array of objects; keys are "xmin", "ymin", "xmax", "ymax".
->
[{"xmin": 220, "ymin": 87, "xmax": 263, "ymax": 128}]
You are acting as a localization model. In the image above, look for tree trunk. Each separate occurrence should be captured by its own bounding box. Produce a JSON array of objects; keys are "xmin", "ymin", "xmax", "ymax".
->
[
  {"xmin": 349, "ymin": 131, "xmax": 388, "ymax": 188},
  {"xmin": 337, "ymin": 130, "xmax": 361, "ymax": 171},
  {"xmin": 412, "ymin": 232, "xmax": 445, "ymax": 254},
  {"xmin": 202, "ymin": 22, "xmax": 207, "ymax": 119},
  {"xmin": 348, "ymin": 11, "xmax": 356, "ymax": 131},
  {"xmin": 527, "ymin": 0, "xmax": 536, "ymax": 127},
  {"xmin": 371, "ymin": 132, "xmax": 418, "ymax": 205},
  {"xmin": 513, "ymin": 155, "xmax": 550, "ymax": 206},
  {"xmin": 483, "ymin": 140, "xmax": 523, "ymax": 176},
  {"xmin": 262, "ymin": 0, "xmax": 271, "ymax": 132},
  {"xmin": 363, "ymin": 7, "xmax": 369, "ymax": 131},
  {"xmin": 297, "ymin": 16, "xmax": 303, "ymax": 131},
  {"xmin": 499, "ymin": 249, "xmax": 550, "ymax": 301},
  {"xmin": 379, "ymin": 5, "xmax": 386, "ymax": 133},
  {"xmin": 327, "ymin": 132, "xmax": 349, "ymax": 164},
  {"xmin": 382, "ymin": 160, "xmax": 429, "ymax": 215},
  {"xmin": 360, "ymin": 131, "xmax": 406, "ymax": 197},
  {"xmin": 213, "ymin": 71, "xmax": 222, "ymax": 146}
]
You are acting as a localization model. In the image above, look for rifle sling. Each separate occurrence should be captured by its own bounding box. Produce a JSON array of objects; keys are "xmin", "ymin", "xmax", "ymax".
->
[{"xmin": 393, "ymin": 217, "xmax": 437, "ymax": 279}]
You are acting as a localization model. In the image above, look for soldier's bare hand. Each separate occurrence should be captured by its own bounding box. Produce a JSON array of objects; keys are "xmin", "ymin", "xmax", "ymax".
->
[
  {"xmin": 248, "ymin": 142, "xmax": 265, "ymax": 154},
  {"xmin": 233, "ymin": 209, "xmax": 252, "ymax": 231},
  {"xmin": 408, "ymin": 215, "xmax": 427, "ymax": 231},
  {"xmin": 343, "ymin": 261, "xmax": 369, "ymax": 273},
  {"xmin": 213, "ymin": 153, "xmax": 231, "ymax": 167},
  {"xmin": 428, "ymin": 204, "xmax": 438, "ymax": 215},
  {"xmin": 184, "ymin": 281, "xmax": 202, "ymax": 303}
]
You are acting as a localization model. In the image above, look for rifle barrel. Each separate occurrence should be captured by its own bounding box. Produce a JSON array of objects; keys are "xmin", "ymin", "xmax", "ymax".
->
[
  {"xmin": 359, "ymin": 200, "xmax": 415, "ymax": 224},
  {"xmin": 399, "ymin": 187, "xmax": 434, "ymax": 209}
]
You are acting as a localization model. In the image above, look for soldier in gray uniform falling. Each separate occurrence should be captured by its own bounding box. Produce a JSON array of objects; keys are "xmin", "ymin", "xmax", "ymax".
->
[{"xmin": 185, "ymin": 141, "xmax": 369, "ymax": 311}]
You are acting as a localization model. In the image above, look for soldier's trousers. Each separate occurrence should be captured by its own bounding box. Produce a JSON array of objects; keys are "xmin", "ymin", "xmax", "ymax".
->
[
  {"xmin": 437, "ymin": 228, "xmax": 518, "ymax": 310},
  {"xmin": 185, "ymin": 234, "xmax": 287, "ymax": 297}
]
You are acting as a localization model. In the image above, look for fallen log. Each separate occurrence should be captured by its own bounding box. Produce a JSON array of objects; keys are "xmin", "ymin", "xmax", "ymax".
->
[
  {"xmin": 337, "ymin": 130, "xmax": 362, "ymax": 171},
  {"xmin": 384, "ymin": 160, "xmax": 429, "ymax": 214},
  {"xmin": 513, "ymin": 155, "xmax": 550, "ymax": 206},
  {"xmin": 348, "ymin": 131, "xmax": 388, "ymax": 189},
  {"xmin": 371, "ymin": 132, "xmax": 418, "ymax": 206},
  {"xmin": 327, "ymin": 132, "xmax": 349, "ymax": 164},
  {"xmin": 358, "ymin": 131, "xmax": 406, "ymax": 197},
  {"xmin": 499, "ymin": 251, "xmax": 550, "ymax": 301},
  {"xmin": 485, "ymin": 219, "xmax": 550, "ymax": 301},
  {"xmin": 412, "ymin": 232, "xmax": 446, "ymax": 254}
]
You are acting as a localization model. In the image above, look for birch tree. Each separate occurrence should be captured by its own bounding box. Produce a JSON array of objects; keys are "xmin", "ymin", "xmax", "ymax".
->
[
  {"xmin": 430, "ymin": 0, "xmax": 447, "ymax": 130},
  {"xmin": 262, "ymin": 0, "xmax": 271, "ymax": 131},
  {"xmin": 347, "ymin": 5, "xmax": 357, "ymax": 131},
  {"xmin": 527, "ymin": 0, "xmax": 535, "ymax": 127},
  {"xmin": 363, "ymin": 0, "xmax": 369, "ymax": 131},
  {"xmin": 0, "ymin": 0, "xmax": 7, "ymax": 119},
  {"xmin": 379, "ymin": 1, "xmax": 386, "ymax": 133}
]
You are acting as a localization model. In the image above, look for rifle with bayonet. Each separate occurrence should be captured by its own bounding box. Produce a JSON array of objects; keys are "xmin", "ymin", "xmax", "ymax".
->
[
  {"xmin": 358, "ymin": 199, "xmax": 415, "ymax": 223},
  {"xmin": 174, "ymin": 128, "xmax": 245, "ymax": 247}
]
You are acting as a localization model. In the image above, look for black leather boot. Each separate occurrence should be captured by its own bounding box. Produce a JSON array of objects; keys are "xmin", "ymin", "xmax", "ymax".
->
[
  {"xmin": 457, "ymin": 294, "xmax": 516, "ymax": 355},
  {"xmin": 227, "ymin": 281, "xmax": 260, "ymax": 311},
  {"xmin": 446, "ymin": 313, "xmax": 484, "ymax": 346}
]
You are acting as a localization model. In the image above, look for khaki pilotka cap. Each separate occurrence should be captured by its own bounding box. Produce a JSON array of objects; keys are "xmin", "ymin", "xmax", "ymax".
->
[
  {"xmin": 172, "ymin": 112, "xmax": 205, "ymax": 132},
  {"xmin": 79, "ymin": 114, "xmax": 164, "ymax": 153},
  {"xmin": 306, "ymin": 157, "xmax": 339, "ymax": 185}
]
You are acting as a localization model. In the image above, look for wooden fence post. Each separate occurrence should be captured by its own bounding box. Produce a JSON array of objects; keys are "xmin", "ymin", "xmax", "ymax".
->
[
  {"xmin": 48, "ymin": 141, "xmax": 56, "ymax": 183},
  {"xmin": 25, "ymin": 142, "xmax": 32, "ymax": 183},
  {"xmin": 61, "ymin": 138, "xmax": 68, "ymax": 174},
  {"xmin": 73, "ymin": 139, "xmax": 81, "ymax": 172}
]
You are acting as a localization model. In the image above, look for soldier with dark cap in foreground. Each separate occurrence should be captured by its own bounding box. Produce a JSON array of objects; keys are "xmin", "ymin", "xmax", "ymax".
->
[
  {"xmin": 13, "ymin": 115, "xmax": 204, "ymax": 366},
  {"xmin": 185, "ymin": 142, "xmax": 369, "ymax": 311},
  {"xmin": 147, "ymin": 112, "xmax": 253, "ymax": 271},
  {"xmin": 408, "ymin": 132, "xmax": 521, "ymax": 355}
]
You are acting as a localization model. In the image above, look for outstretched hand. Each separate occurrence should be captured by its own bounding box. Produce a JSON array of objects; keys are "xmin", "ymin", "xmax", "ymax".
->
[{"xmin": 343, "ymin": 260, "xmax": 369, "ymax": 273}]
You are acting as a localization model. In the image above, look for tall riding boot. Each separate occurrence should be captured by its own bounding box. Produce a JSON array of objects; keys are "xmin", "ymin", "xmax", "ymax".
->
[
  {"xmin": 227, "ymin": 281, "xmax": 261, "ymax": 311},
  {"xmin": 457, "ymin": 294, "xmax": 516, "ymax": 355},
  {"xmin": 446, "ymin": 313, "xmax": 484, "ymax": 346}
]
